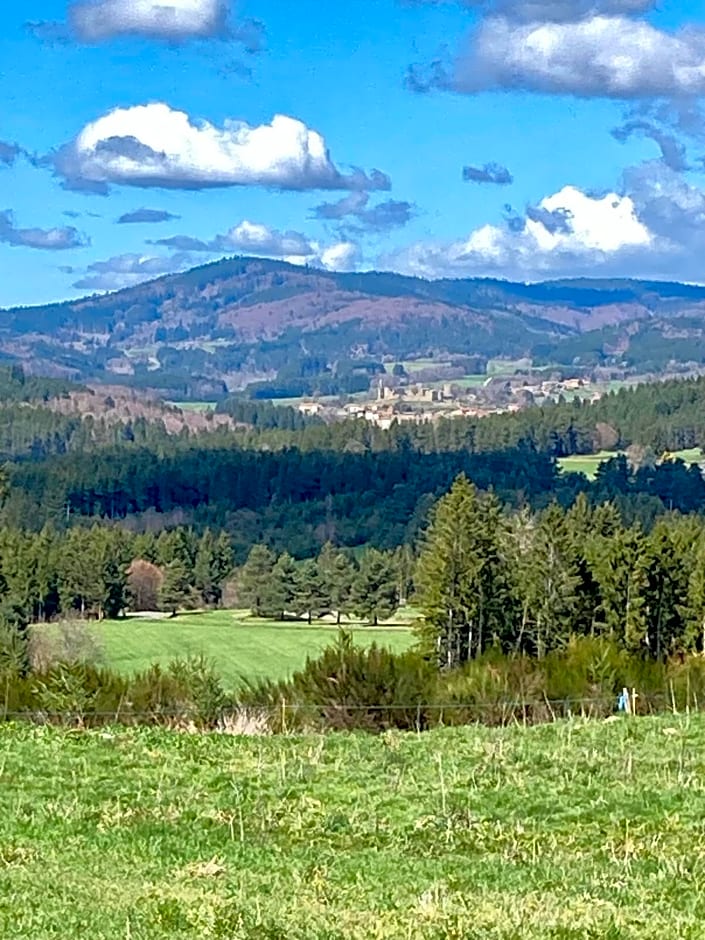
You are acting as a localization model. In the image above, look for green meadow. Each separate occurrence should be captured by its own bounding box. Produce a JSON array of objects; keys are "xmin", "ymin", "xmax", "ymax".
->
[
  {"xmin": 78, "ymin": 609, "xmax": 415, "ymax": 687},
  {"xmin": 2, "ymin": 714, "xmax": 705, "ymax": 937},
  {"xmin": 559, "ymin": 447, "xmax": 703, "ymax": 481}
]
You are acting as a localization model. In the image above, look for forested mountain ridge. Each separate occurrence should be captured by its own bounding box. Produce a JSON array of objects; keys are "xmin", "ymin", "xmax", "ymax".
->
[{"xmin": 6, "ymin": 258, "xmax": 705, "ymax": 389}]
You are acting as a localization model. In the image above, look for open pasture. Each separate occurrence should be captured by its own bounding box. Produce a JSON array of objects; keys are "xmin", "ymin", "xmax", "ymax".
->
[
  {"xmin": 2, "ymin": 715, "xmax": 705, "ymax": 937},
  {"xmin": 81, "ymin": 610, "xmax": 415, "ymax": 687}
]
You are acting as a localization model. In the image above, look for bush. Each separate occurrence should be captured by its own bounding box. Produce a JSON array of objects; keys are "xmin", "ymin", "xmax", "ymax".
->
[{"xmin": 237, "ymin": 631, "xmax": 436, "ymax": 732}]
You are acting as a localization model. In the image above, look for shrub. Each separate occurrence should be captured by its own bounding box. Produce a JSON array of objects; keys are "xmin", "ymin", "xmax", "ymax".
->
[{"xmin": 237, "ymin": 631, "xmax": 436, "ymax": 732}]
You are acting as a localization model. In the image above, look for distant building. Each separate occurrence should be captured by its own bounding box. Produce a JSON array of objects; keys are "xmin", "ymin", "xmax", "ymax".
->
[{"xmin": 298, "ymin": 401, "xmax": 324, "ymax": 417}]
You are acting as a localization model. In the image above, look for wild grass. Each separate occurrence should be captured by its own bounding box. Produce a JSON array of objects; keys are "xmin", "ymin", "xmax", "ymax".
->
[{"xmin": 2, "ymin": 714, "xmax": 705, "ymax": 937}]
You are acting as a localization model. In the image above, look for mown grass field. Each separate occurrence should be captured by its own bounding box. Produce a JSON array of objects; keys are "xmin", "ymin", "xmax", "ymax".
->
[
  {"xmin": 85, "ymin": 610, "xmax": 415, "ymax": 687},
  {"xmin": 2, "ymin": 714, "xmax": 705, "ymax": 938}
]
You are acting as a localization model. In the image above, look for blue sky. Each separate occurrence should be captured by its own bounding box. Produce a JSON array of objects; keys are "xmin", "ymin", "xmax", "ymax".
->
[{"xmin": 2, "ymin": 0, "xmax": 705, "ymax": 305}]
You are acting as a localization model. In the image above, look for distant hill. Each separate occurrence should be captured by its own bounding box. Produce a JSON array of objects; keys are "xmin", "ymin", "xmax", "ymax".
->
[{"xmin": 4, "ymin": 257, "xmax": 705, "ymax": 396}]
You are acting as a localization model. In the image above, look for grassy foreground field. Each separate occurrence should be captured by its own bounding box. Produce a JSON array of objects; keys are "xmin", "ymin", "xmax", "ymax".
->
[
  {"xmin": 2, "ymin": 715, "xmax": 705, "ymax": 938},
  {"xmin": 86, "ymin": 610, "xmax": 415, "ymax": 687}
]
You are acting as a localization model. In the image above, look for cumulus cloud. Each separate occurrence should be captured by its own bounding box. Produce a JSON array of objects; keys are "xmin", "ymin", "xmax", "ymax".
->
[
  {"xmin": 408, "ymin": 16, "xmax": 705, "ymax": 98},
  {"xmin": 151, "ymin": 219, "xmax": 363, "ymax": 271},
  {"xmin": 312, "ymin": 192, "xmax": 415, "ymax": 232},
  {"xmin": 117, "ymin": 207, "xmax": 181, "ymax": 223},
  {"xmin": 386, "ymin": 185, "xmax": 655, "ymax": 279},
  {"xmin": 30, "ymin": 0, "xmax": 265, "ymax": 49},
  {"xmin": 154, "ymin": 220, "xmax": 315, "ymax": 256},
  {"xmin": 319, "ymin": 242, "xmax": 362, "ymax": 272},
  {"xmin": 0, "ymin": 142, "xmax": 20, "ymax": 167},
  {"xmin": 624, "ymin": 162, "xmax": 705, "ymax": 249},
  {"xmin": 72, "ymin": 251, "xmax": 194, "ymax": 290},
  {"xmin": 72, "ymin": 229, "xmax": 363, "ymax": 291},
  {"xmin": 0, "ymin": 211, "xmax": 87, "ymax": 250},
  {"xmin": 463, "ymin": 162, "xmax": 513, "ymax": 185},
  {"xmin": 50, "ymin": 104, "xmax": 391, "ymax": 193}
]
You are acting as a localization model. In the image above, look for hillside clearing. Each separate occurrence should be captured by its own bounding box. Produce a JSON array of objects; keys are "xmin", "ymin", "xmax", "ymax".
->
[
  {"xmin": 78, "ymin": 610, "xmax": 415, "ymax": 686},
  {"xmin": 559, "ymin": 447, "xmax": 704, "ymax": 480},
  {"xmin": 2, "ymin": 715, "xmax": 705, "ymax": 937}
]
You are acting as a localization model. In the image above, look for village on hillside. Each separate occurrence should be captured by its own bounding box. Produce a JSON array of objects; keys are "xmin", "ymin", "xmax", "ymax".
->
[{"xmin": 294, "ymin": 360, "xmax": 627, "ymax": 429}]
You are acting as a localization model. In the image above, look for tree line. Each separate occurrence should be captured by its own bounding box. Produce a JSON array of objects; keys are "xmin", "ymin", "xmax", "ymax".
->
[
  {"xmin": 415, "ymin": 476, "xmax": 705, "ymax": 666},
  {"xmin": 0, "ymin": 525, "xmax": 233, "ymax": 627},
  {"xmin": 237, "ymin": 543, "xmax": 409, "ymax": 625}
]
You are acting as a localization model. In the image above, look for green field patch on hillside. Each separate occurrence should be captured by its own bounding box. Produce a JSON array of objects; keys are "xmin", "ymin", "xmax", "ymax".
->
[
  {"xmin": 85, "ymin": 610, "xmax": 415, "ymax": 687},
  {"xmin": 167, "ymin": 401, "xmax": 216, "ymax": 412},
  {"xmin": 2, "ymin": 715, "xmax": 705, "ymax": 937},
  {"xmin": 559, "ymin": 448, "xmax": 704, "ymax": 480}
]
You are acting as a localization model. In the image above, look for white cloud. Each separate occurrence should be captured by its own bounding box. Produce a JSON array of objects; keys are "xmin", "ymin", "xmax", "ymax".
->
[
  {"xmin": 68, "ymin": 0, "xmax": 230, "ymax": 42},
  {"xmin": 53, "ymin": 103, "xmax": 390, "ymax": 193},
  {"xmin": 222, "ymin": 220, "xmax": 313, "ymax": 256},
  {"xmin": 405, "ymin": 0, "xmax": 654, "ymax": 23},
  {"xmin": 74, "ymin": 225, "xmax": 363, "ymax": 292},
  {"xmin": 73, "ymin": 251, "xmax": 194, "ymax": 290},
  {"xmin": 414, "ymin": 15, "xmax": 705, "ymax": 98},
  {"xmin": 154, "ymin": 219, "xmax": 315, "ymax": 256},
  {"xmin": 387, "ymin": 185, "xmax": 655, "ymax": 279},
  {"xmin": 320, "ymin": 242, "xmax": 363, "ymax": 271}
]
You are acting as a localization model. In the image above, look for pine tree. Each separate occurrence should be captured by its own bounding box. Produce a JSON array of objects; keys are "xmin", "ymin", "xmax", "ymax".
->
[
  {"xmin": 193, "ymin": 529, "xmax": 233, "ymax": 607},
  {"xmin": 682, "ymin": 532, "xmax": 705, "ymax": 652},
  {"xmin": 642, "ymin": 522, "xmax": 690, "ymax": 658},
  {"xmin": 293, "ymin": 558, "xmax": 329, "ymax": 624},
  {"xmin": 317, "ymin": 543, "xmax": 354, "ymax": 624},
  {"xmin": 265, "ymin": 552, "xmax": 298, "ymax": 619},
  {"xmin": 238, "ymin": 545, "xmax": 277, "ymax": 617},
  {"xmin": 351, "ymin": 548, "xmax": 398, "ymax": 626},
  {"xmin": 159, "ymin": 559, "xmax": 191, "ymax": 616},
  {"xmin": 415, "ymin": 476, "xmax": 506, "ymax": 667},
  {"xmin": 590, "ymin": 525, "xmax": 649, "ymax": 650}
]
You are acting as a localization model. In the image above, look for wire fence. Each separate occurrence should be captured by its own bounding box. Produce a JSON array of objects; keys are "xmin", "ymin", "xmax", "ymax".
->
[{"xmin": 0, "ymin": 688, "xmax": 696, "ymax": 729}]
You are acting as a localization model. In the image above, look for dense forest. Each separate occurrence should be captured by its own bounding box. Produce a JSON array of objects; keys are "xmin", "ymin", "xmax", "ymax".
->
[{"xmin": 5, "ymin": 367, "xmax": 705, "ymax": 558}]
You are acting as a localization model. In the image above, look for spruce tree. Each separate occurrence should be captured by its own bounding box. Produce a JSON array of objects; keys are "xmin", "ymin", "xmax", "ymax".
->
[
  {"xmin": 294, "ymin": 558, "xmax": 329, "ymax": 624},
  {"xmin": 318, "ymin": 543, "xmax": 354, "ymax": 624},
  {"xmin": 159, "ymin": 559, "xmax": 191, "ymax": 616},
  {"xmin": 590, "ymin": 525, "xmax": 649, "ymax": 649},
  {"xmin": 682, "ymin": 533, "xmax": 705, "ymax": 652},
  {"xmin": 415, "ymin": 475, "xmax": 506, "ymax": 667},
  {"xmin": 238, "ymin": 545, "xmax": 277, "ymax": 616},
  {"xmin": 351, "ymin": 548, "xmax": 398, "ymax": 626}
]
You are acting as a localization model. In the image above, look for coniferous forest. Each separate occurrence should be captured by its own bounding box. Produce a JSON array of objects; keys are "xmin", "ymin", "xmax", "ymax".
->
[{"xmin": 2, "ymin": 366, "xmax": 705, "ymax": 726}]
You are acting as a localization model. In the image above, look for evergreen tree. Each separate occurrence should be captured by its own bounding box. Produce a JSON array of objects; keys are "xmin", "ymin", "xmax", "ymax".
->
[
  {"xmin": 589, "ymin": 525, "xmax": 649, "ymax": 649},
  {"xmin": 238, "ymin": 545, "xmax": 277, "ymax": 616},
  {"xmin": 317, "ymin": 543, "xmax": 354, "ymax": 624},
  {"xmin": 642, "ymin": 522, "xmax": 689, "ymax": 658},
  {"xmin": 266, "ymin": 552, "xmax": 298, "ymax": 619},
  {"xmin": 293, "ymin": 558, "xmax": 329, "ymax": 624},
  {"xmin": 193, "ymin": 529, "xmax": 232, "ymax": 607},
  {"xmin": 415, "ymin": 476, "xmax": 506, "ymax": 666},
  {"xmin": 159, "ymin": 559, "xmax": 191, "ymax": 616},
  {"xmin": 682, "ymin": 532, "xmax": 705, "ymax": 652},
  {"xmin": 352, "ymin": 548, "xmax": 398, "ymax": 626}
]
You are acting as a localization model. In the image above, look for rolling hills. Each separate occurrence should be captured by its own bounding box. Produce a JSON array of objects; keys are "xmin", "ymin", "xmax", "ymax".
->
[{"xmin": 5, "ymin": 257, "xmax": 705, "ymax": 395}]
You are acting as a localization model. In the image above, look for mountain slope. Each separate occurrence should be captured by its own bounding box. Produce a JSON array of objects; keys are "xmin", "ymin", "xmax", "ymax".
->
[{"xmin": 4, "ymin": 257, "xmax": 705, "ymax": 392}]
